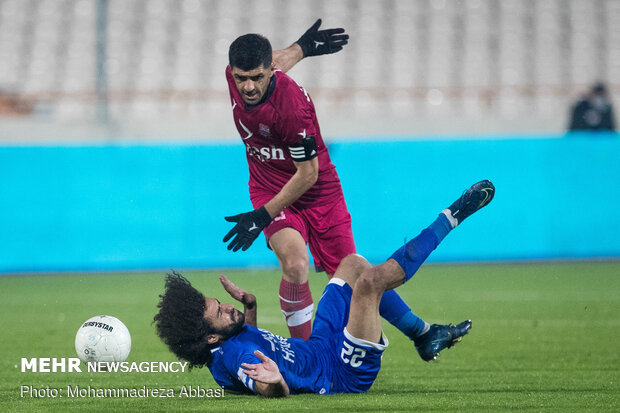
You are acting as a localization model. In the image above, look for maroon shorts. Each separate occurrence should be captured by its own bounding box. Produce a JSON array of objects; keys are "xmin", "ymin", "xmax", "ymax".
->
[{"xmin": 251, "ymin": 194, "xmax": 356, "ymax": 275}]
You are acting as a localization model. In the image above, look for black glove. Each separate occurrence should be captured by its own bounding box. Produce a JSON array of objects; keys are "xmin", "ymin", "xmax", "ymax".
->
[
  {"xmin": 296, "ymin": 18, "xmax": 349, "ymax": 58},
  {"xmin": 223, "ymin": 206, "xmax": 272, "ymax": 252}
]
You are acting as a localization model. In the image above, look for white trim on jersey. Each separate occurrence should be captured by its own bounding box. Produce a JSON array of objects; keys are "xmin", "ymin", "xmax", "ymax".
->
[
  {"xmin": 237, "ymin": 367, "xmax": 255, "ymax": 392},
  {"xmin": 344, "ymin": 327, "xmax": 389, "ymax": 352}
]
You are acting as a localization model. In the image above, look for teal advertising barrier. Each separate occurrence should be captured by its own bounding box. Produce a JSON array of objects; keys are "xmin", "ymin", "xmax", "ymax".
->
[{"xmin": 1, "ymin": 134, "xmax": 618, "ymax": 273}]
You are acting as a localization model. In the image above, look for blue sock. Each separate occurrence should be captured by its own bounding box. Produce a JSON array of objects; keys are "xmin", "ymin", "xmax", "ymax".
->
[
  {"xmin": 429, "ymin": 212, "xmax": 453, "ymax": 241},
  {"xmin": 389, "ymin": 213, "xmax": 452, "ymax": 282},
  {"xmin": 379, "ymin": 290, "xmax": 427, "ymax": 338},
  {"xmin": 378, "ymin": 213, "xmax": 452, "ymax": 339}
]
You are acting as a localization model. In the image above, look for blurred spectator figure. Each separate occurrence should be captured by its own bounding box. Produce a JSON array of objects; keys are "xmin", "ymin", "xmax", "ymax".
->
[
  {"xmin": 0, "ymin": 90, "xmax": 32, "ymax": 116},
  {"xmin": 568, "ymin": 82, "xmax": 616, "ymax": 132}
]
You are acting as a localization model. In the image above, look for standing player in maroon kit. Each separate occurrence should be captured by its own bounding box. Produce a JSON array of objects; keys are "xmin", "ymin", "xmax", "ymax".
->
[
  {"xmin": 223, "ymin": 21, "xmax": 441, "ymax": 359},
  {"xmin": 222, "ymin": 20, "xmax": 350, "ymax": 340}
]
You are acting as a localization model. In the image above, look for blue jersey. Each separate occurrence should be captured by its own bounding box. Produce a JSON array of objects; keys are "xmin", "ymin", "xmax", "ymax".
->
[
  {"xmin": 208, "ymin": 325, "xmax": 332, "ymax": 394},
  {"xmin": 208, "ymin": 278, "xmax": 388, "ymax": 395}
]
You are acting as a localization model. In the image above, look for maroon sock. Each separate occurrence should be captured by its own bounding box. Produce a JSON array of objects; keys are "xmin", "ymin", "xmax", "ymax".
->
[{"xmin": 279, "ymin": 279, "xmax": 314, "ymax": 340}]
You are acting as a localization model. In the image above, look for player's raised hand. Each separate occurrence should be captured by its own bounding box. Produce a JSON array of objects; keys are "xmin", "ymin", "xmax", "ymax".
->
[
  {"xmin": 241, "ymin": 350, "xmax": 283, "ymax": 384},
  {"xmin": 223, "ymin": 206, "xmax": 272, "ymax": 252},
  {"xmin": 219, "ymin": 274, "xmax": 256, "ymax": 308},
  {"xmin": 296, "ymin": 18, "xmax": 349, "ymax": 58}
]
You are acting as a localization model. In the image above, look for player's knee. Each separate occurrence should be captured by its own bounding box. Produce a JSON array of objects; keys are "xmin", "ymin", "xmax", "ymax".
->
[
  {"xmin": 341, "ymin": 254, "xmax": 370, "ymax": 276},
  {"xmin": 332, "ymin": 254, "xmax": 370, "ymax": 285},
  {"xmin": 343, "ymin": 253, "xmax": 370, "ymax": 268},
  {"xmin": 356, "ymin": 266, "xmax": 387, "ymax": 294},
  {"xmin": 281, "ymin": 257, "xmax": 309, "ymax": 283}
]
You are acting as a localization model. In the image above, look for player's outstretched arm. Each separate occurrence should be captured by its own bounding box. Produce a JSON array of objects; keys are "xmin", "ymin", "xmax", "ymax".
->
[
  {"xmin": 272, "ymin": 44, "xmax": 304, "ymax": 74},
  {"xmin": 222, "ymin": 159, "xmax": 318, "ymax": 252},
  {"xmin": 219, "ymin": 275, "xmax": 257, "ymax": 327},
  {"xmin": 273, "ymin": 18, "xmax": 349, "ymax": 73},
  {"xmin": 262, "ymin": 158, "xmax": 318, "ymax": 222},
  {"xmin": 242, "ymin": 350, "xmax": 290, "ymax": 398}
]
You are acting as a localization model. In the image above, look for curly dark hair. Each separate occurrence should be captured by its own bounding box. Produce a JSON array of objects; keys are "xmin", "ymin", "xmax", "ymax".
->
[
  {"xmin": 228, "ymin": 33, "xmax": 272, "ymax": 71},
  {"xmin": 154, "ymin": 271, "xmax": 214, "ymax": 368}
]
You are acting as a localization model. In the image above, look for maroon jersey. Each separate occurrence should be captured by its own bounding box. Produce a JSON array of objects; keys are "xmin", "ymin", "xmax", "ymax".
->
[{"xmin": 225, "ymin": 66, "xmax": 343, "ymax": 209}]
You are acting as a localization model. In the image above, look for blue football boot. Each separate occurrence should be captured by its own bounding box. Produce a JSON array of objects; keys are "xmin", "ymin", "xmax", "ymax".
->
[
  {"xmin": 446, "ymin": 180, "xmax": 495, "ymax": 226},
  {"xmin": 414, "ymin": 320, "xmax": 472, "ymax": 361}
]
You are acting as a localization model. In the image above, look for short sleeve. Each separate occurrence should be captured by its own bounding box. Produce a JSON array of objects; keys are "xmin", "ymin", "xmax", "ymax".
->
[
  {"xmin": 276, "ymin": 84, "xmax": 318, "ymax": 145},
  {"xmin": 230, "ymin": 353, "xmax": 262, "ymax": 393}
]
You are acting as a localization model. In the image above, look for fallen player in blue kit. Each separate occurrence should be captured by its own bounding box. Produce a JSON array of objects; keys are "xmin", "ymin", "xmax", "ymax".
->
[{"xmin": 154, "ymin": 180, "xmax": 495, "ymax": 396}]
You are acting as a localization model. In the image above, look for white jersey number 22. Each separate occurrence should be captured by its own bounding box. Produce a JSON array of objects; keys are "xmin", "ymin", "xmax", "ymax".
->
[{"xmin": 341, "ymin": 341, "xmax": 366, "ymax": 367}]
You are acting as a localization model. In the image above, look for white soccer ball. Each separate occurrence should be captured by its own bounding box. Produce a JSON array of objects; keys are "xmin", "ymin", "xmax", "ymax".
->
[{"xmin": 75, "ymin": 315, "xmax": 131, "ymax": 363}]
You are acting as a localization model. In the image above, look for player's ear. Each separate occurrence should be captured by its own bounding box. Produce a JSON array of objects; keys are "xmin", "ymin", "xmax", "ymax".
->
[{"xmin": 206, "ymin": 334, "xmax": 221, "ymax": 345}]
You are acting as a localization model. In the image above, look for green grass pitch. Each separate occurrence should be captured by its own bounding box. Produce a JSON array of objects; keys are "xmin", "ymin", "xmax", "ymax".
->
[{"xmin": 1, "ymin": 261, "xmax": 619, "ymax": 412}]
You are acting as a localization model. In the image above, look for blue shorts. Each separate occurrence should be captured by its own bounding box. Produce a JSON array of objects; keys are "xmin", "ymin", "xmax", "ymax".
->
[{"xmin": 310, "ymin": 278, "xmax": 389, "ymax": 394}]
